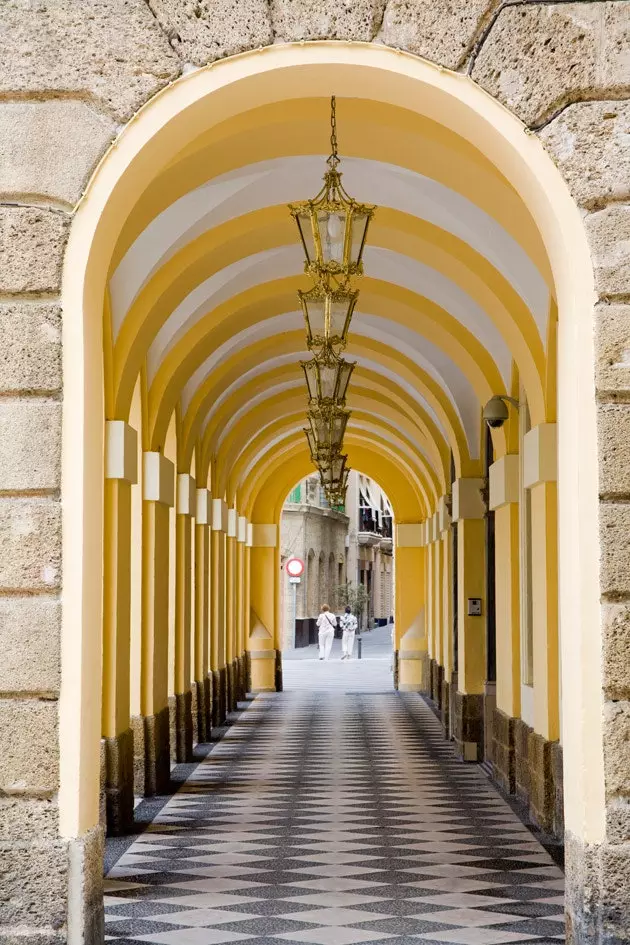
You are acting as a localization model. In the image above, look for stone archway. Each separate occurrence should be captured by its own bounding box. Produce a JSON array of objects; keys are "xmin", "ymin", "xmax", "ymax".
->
[{"xmin": 1, "ymin": 13, "xmax": 628, "ymax": 944}]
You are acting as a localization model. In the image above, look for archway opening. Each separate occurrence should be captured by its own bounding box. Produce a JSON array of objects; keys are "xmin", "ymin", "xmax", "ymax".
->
[{"xmin": 59, "ymin": 41, "xmax": 599, "ymax": 936}]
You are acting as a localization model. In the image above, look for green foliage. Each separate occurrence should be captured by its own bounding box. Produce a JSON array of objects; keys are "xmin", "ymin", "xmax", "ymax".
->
[{"xmin": 335, "ymin": 581, "xmax": 370, "ymax": 619}]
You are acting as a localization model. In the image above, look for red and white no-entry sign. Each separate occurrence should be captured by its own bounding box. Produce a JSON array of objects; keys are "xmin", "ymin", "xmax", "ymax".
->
[{"xmin": 286, "ymin": 557, "xmax": 305, "ymax": 578}]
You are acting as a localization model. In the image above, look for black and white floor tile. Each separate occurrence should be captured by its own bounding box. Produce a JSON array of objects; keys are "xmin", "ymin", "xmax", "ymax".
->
[{"xmin": 105, "ymin": 687, "xmax": 565, "ymax": 945}]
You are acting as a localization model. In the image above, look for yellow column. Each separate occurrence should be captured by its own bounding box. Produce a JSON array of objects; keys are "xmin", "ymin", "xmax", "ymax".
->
[
  {"xmin": 244, "ymin": 525, "xmax": 252, "ymax": 690},
  {"xmin": 426, "ymin": 524, "xmax": 434, "ymax": 660},
  {"xmin": 453, "ymin": 478, "xmax": 487, "ymax": 694},
  {"xmin": 211, "ymin": 498, "xmax": 227, "ymax": 724},
  {"xmin": 489, "ymin": 455, "xmax": 521, "ymax": 719},
  {"xmin": 453, "ymin": 478, "xmax": 486, "ymax": 762},
  {"xmin": 248, "ymin": 524, "xmax": 278, "ymax": 691},
  {"xmin": 524, "ymin": 424, "xmax": 559, "ymax": 741},
  {"xmin": 172, "ymin": 473, "xmax": 195, "ymax": 761},
  {"xmin": 194, "ymin": 488, "xmax": 210, "ymax": 741},
  {"xmin": 139, "ymin": 450, "xmax": 174, "ymax": 794},
  {"xmin": 432, "ymin": 515, "xmax": 444, "ymax": 670},
  {"xmin": 396, "ymin": 523, "xmax": 428, "ymax": 692},
  {"xmin": 102, "ymin": 421, "xmax": 137, "ymax": 833},
  {"xmin": 226, "ymin": 508, "xmax": 237, "ymax": 711},
  {"xmin": 236, "ymin": 516, "xmax": 247, "ymax": 700}
]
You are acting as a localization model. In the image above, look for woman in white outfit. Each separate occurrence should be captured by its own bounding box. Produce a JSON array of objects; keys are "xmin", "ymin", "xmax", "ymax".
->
[
  {"xmin": 340, "ymin": 606, "xmax": 358, "ymax": 660},
  {"xmin": 316, "ymin": 604, "xmax": 337, "ymax": 660}
]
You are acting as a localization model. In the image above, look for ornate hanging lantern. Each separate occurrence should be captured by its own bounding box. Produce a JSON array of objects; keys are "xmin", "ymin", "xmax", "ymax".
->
[
  {"xmin": 289, "ymin": 96, "xmax": 375, "ymax": 278},
  {"xmin": 306, "ymin": 405, "xmax": 349, "ymax": 454},
  {"xmin": 319, "ymin": 453, "xmax": 349, "ymax": 489},
  {"xmin": 301, "ymin": 351, "xmax": 355, "ymax": 405},
  {"xmin": 299, "ymin": 279, "xmax": 358, "ymax": 350}
]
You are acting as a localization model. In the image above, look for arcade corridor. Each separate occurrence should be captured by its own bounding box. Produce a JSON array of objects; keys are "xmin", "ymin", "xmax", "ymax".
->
[{"xmin": 104, "ymin": 691, "xmax": 564, "ymax": 945}]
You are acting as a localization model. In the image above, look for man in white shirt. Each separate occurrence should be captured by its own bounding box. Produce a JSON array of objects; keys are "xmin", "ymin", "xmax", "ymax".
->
[
  {"xmin": 340, "ymin": 606, "xmax": 358, "ymax": 660},
  {"xmin": 316, "ymin": 605, "xmax": 337, "ymax": 660}
]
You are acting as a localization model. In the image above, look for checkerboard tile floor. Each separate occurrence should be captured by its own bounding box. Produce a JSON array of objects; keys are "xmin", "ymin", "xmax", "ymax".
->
[{"xmin": 105, "ymin": 691, "xmax": 565, "ymax": 944}]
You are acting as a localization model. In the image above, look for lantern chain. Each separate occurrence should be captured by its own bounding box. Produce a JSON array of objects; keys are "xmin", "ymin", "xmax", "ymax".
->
[{"xmin": 327, "ymin": 95, "xmax": 339, "ymax": 169}]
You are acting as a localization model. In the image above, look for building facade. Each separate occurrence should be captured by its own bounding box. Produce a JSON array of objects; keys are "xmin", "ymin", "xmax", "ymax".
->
[
  {"xmin": 0, "ymin": 6, "xmax": 629, "ymax": 943},
  {"xmin": 280, "ymin": 471, "xmax": 394, "ymax": 646}
]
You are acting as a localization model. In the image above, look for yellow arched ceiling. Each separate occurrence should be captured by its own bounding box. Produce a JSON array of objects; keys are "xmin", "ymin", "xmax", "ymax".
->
[{"xmin": 98, "ymin": 47, "xmax": 559, "ymax": 520}]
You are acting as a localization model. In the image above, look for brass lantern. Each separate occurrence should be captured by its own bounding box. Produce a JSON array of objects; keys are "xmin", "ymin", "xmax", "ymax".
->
[
  {"xmin": 319, "ymin": 453, "xmax": 348, "ymax": 489},
  {"xmin": 289, "ymin": 97, "xmax": 375, "ymax": 277},
  {"xmin": 299, "ymin": 279, "xmax": 358, "ymax": 350},
  {"xmin": 307, "ymin": 405, "xmax": 349, "ymax": 453},
  {"xmin": 301, "ymin": 351, "xmax": 354, "ymax": 406}
]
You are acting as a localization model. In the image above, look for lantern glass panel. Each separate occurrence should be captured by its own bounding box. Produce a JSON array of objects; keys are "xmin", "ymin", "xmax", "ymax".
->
[
  {"xmin": 303, "ymin": 295, "xmax": 325, "ymax": 343},
  {"xmin": 302, "ymin": 360, "xmax": 319, "ymax": 401},
  {"xmin": 336, "ymin": 361, "xmax": 353, "ymax": 402},
  {"xmin": 296, "ymin": 212, "xmax": 316, "ymax": 266},
  {"xmin": 330, "ymin": 298, "xmax": 351, "ymax": 339},
  {"xmin": 317, "ymin": 210, "xmax": 346, "ymax": 267},
  {"xmin": 350, "ymin": 213, "xmax": 370, "ymax": 267},
  {"xmin": 318, "ymin": 362, "xmax": 338, "ymax": 400}
]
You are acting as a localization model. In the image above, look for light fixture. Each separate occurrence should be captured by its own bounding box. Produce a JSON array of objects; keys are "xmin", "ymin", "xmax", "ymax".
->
[
  {"xmin": 299, "ymin": 279, "xmax": 358, "ymax": 350},
  {"xmin": 306, "ymin": 405, "xmax": 349, "ymax": 454},
  {"xmin": 301, "ymin": 351, "xmax": 355, "ymax": 405},
  {"xmin": 289, "ymin": 96, "xmax": 375, "ymax": 277},
  {"xmin": 319, "ymin": 453, "xmax": 349, "ymax": 489}
]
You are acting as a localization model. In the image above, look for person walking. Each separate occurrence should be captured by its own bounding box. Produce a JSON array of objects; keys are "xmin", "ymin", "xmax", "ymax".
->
[
  {"xmin": 316, "ymin": 604, "xmax": 337, "ymax": 660},
  {"xmin": 340, "ymin": 606, "xmax": 358, "ymax": 660}
]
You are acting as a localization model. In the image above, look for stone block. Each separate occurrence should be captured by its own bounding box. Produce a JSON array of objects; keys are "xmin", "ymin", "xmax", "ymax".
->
[
  {"xmin": 0, "ymin": 303, "xmax": 62, "ymax": 395},
  {"xmin": 595, "ymin": 302, "xmax": 630, "ymax": 399},
  {"xmin": 550, "ymin": 741, "xmax": 564, "ymax": 840},
  {"xmin": 538, "ymin": 102, "xmax": 630, "ymax": 210},
  {"xmin": 452, "ymin": 690, "xmax": 484, "ymax": 761},
  {"xmin": 599, "ymin": 503, "xmax": 630, "ymax": 599},
  {"xmin": 0, "ymin": 698, "xmax": 59, "ymax": 792},
  {"xmin": 68, "ymin": 826, "xmax": 105, "ymax": 945},
  {"xmin": 514, "ymin": 716, "xmax": 532, "ymax": 805},
  {"xmin": 150, "ymin": 0, "xmax": 271, "ymax": 65},
  {"xmin": 104, "ymin": 728, "xmax": 134, "ymax": 836},
  {"xmin": 169, "ymin": 690, "xmax": 193, "ymax": 763},
  {"xmin": 135, "ymin": 706, "xmax": 170, "ymax": 796},
  {"xmin": 602, "ymin": 603, "xmax": 630, "ymax": 701},
  {"xmin": 603, "ymin": 701, "xmax": 630, "ymax": 801},
  {"xmin": 0, "ymin": 838, "xmax": 68, "ymax": 933},
  {"xmin": 0, "ymin": 206, "xmax": 69, "ymax": 294},
  {"xmin": 270, "ymin": 0, "xmax": 386, "ymax": 41},
  {"xmin": 606, "ymin": 798, "xmax": 630, "ymax": 845},
  {"xmin": 586, "ymin": 204, "xmax": 630, "ymax": 299},
  {"xmin": 566, "ymin": 831, "xmax": 630, "ymax": 943},
  {"xmin": 0, "ymin": 797, "xmax": 59, "ymax": 841},
  {"xmin": 0, "ymin": 499, "xmax": 61, "ymax": 591},
  {"xmin": 0, "ymin": 101, "xmax": 116, "ymax": 208},
  {"xmin": 1, "ymin": 0, "xmax": 181, "ymax": 122},
  {"xmin": 528, "ymin": 731, "xmax": 554, "ymax": 834},
  {"xmin": 471, "ymin": 3, "xmax": 630, "ymax": 127},
  {"xmin": 0, "ymin": 597, "xmax": 61, "ymax": 694},
  {"xmin": 0, "ymin": 401, "xmax": 61, "ymax": 492},
  {"xmin": 380, "ymin": 0, "xmax": 494, "ymax": 70}
]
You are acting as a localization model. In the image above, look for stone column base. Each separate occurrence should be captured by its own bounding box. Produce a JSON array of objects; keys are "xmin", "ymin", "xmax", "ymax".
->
[
  {"xmin": 566, "ymin": 831, "xmax": 630, "ymax": 945},
  {"xmin": 103, "ymin": 727, "xmax": 134, "ymax": 835},
  {"xmin": 483, "ymin": 682, "xmax": 496, "ymax": 766},
  {"xmin": 169, "ymin": 690, "xmax": 193, "ymax": 763},
  {"xmin": 275, "ymin": 649, "xmax": 283, "ymax": 692},
  {"xmin": 68, "ymin": 824, "xmax": 105, "ymax": 945},
  {"xmin": 204, "ymin": 672, "xmax": 213, "ymax": 736},
  {"xmin": 514, "ymin": 716, "xmax": 533, "ymax": 806},
  {"xmin": 193, "ymin": 679, "xmax": 209, "ymax": 743},
  {"xmin": 393, "ymin": 649, "xmax": 399, "ymax": 689},
  {"xmin": 453, "ymin": 690, "xmax": 484, "ymax": 761},
  {"xmin": 225, "ymin": 660, "xmax": 234, "ymax": 715},
  {"xmin": 219, "ymin": 665, "xmax": 228, "ymax": 722},
  {"xmin": 398, "ymin": 651, "xmax": 429, "ymax": 693},
  {"xmin": 492, "ymin": 707, "xmax": 516, "ymax": 794},
  {"xmin": 429, "ymin": 658, "xmax": 444, "ymax": 706},
  {"xmin": 440, "ymin": 677, "xmax": 451, "ymax": 737},
  {"xmin": 211, "ymin": 669, "xmax": 222, "ymax": 729},
  {"xmin": 131, "ymin": 706, "xmax": 170, "ymax": 795},
  {"xmin": 236, "ymin": 654, "xmax": 246, "ymax": 701}
]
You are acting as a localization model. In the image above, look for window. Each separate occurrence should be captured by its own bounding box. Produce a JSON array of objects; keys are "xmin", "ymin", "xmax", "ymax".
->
[{"xmin": 288, "ymin": 484, "xmax": 301, "ymax": 503}]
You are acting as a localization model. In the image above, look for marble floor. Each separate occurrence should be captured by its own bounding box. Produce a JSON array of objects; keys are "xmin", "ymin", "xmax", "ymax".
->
[{"xmin": 104, "ymin": 688, "xmax": 565, "ymax": 945}]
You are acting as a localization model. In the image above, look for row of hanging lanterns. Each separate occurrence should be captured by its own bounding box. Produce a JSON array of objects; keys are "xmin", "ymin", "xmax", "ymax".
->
[{"xmin": 288, "ymin": 96, "xmax": 376, "ymax": 507}]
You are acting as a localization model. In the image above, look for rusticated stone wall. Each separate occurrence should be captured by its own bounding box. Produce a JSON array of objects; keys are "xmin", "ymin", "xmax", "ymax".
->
[{"xmin": 1, "ymin": 2, "xmax": 629, "ymax": 943}]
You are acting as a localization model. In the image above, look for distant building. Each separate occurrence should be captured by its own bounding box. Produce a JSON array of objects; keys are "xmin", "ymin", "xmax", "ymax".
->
[{"xmin": 281, "ymin": 471, "xmax": 394, "ymax": 648}]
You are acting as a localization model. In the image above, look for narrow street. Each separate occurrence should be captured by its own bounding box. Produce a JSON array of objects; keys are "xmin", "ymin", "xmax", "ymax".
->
[{"xmin": 104, "ymin": 684, "xmax": 565, "ymax": 944}]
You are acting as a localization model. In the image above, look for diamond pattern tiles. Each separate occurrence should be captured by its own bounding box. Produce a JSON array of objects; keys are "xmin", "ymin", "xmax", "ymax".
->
[{"xmin": 104, "ymin": 690, "xmax": 565, "ymax": 945}]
